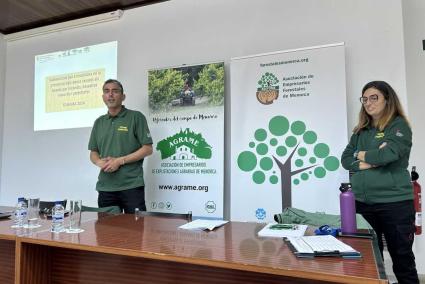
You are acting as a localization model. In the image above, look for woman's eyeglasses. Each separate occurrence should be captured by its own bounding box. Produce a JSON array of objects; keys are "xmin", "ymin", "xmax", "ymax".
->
[{"xmin": 359, "ymin": 94, "xmax": 379, "ymax": 104}]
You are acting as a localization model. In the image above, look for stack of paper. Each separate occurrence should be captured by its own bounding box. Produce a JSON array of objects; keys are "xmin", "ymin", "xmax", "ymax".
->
[
  {"xmin": 179, "ymin": 219, "xmax": 229, "ymax": 231},
  {"xmin": 258, "ymin": 223, "xmax": 308, "ymax": 238},
  {"xmin": 285, "ymin": 235, "xmax": 361, "ymax": 258}
]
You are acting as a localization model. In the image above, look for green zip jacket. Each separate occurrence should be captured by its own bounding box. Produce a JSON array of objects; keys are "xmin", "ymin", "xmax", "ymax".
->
[{"xmin": 341, "ymin": 116, "xmax": 413, "ymax": 204}]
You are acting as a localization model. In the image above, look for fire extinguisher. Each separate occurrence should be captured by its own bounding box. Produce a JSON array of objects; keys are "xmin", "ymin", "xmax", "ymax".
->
[{"xmin": 411, "ymin": 166, "xmax": 422, "ymax": 235}]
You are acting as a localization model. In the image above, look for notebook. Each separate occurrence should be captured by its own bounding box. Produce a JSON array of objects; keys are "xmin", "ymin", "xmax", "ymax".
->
[
  {"xmin": 285, "ymin": 235, "xmax": 361, "ymax": 258},
  {"xmin": 258, "ymin": 223, "xmax": 308, "ymax": 238}
]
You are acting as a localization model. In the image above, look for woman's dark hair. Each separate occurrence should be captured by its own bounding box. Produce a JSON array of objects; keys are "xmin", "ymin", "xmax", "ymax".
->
[{"xmin": 354, "ymin": 80, "xmax": 410, "ymax": 133}]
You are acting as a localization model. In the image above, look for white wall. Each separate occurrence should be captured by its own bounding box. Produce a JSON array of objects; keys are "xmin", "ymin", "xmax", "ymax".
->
[
  {"xmin": 0, "ymin": 34, "xmax": 6, "ymax": 193},
  {"xmin": 402, "ymin": 0, "xmax": 425, "ymax": 275},
  {"xmin": 1, "ymin": 0, "xmax": 407, "ymax": 203}
]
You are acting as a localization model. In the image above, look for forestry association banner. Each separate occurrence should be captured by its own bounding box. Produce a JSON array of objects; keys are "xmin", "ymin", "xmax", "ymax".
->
[{"xmin": 230, "ymin": 44, "xmax": 347, "ymax": 222}]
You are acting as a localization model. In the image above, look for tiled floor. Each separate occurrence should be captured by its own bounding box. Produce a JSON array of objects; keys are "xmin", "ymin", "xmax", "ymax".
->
[{"xmin": 383, "ymin": 250, "xmax": 425, "ymax": 284}]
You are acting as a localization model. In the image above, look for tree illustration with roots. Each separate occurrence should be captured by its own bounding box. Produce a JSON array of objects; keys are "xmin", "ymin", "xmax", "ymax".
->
[
  {"xmin": 237, "ymin": 115, "xmax": 340, "ymax": 210},
  {"xmin": 258, "ymin": 72, "xmax": 279, "ymax": 90}
]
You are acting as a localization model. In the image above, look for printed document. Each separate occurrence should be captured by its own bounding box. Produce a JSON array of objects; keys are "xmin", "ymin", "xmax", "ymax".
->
[
  {"xmin": 286, "ymin": 235, "xmax": 360, "ymax": 257},
  {"xmin": 179, "ymin": 219, "xmax": 228, "ymax": 231}
]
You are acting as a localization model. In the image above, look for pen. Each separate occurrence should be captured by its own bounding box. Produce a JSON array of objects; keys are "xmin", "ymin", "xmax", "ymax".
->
[
  {"xmin": 269, "ymin": 224, "xmax": 298, "ymax": 230},
  {"xmin": 314, "ymin": 250, "xmax": 340, "ymax": 256}
]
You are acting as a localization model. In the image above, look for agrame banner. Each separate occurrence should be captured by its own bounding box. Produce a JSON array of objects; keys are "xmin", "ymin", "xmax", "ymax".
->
[{"xmin": 145, "ymin": 62, "xmax": 225, "ymax": 218}]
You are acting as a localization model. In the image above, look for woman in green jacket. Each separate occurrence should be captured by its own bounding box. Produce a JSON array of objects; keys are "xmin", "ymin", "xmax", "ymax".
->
[{"xmin": 341, "ymin": 81, "xmax": 418, "ymax": 284}]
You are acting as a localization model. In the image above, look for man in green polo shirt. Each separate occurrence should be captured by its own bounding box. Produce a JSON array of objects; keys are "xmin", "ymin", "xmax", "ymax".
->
[{"xmin": 88, "ymin": 79, "xmax": 153, "ymax": 213}]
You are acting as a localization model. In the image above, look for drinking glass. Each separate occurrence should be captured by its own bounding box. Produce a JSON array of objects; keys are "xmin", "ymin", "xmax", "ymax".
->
[
  {"xmin": 24, "ymin": 198, "xmax": 41, "ymax": 228},
  {"xmin": 66, "ymin": 200, "xmax": 84, "ymax": 233}
]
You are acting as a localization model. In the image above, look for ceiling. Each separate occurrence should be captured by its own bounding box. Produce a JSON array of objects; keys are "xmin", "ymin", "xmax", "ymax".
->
[{"xmin": 0, "ymin": 0, "xmax": 168, "ymax": 35}]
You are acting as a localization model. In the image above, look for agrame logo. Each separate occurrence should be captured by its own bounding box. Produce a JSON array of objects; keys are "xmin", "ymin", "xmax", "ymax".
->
[
  {"xmin": 156, "ymin": 128, "xmax": 212, "ymax": 160},
  {"xmin": 375, "ymin": 132, "xmax": 385, "ymax": 139},
  {"xmin": 256, "ymin": 72, "xmax": 279, "ymax": 105},
  {"xmin": 117, "ymin": 125, "xmax": 128, "ymax": 132}
]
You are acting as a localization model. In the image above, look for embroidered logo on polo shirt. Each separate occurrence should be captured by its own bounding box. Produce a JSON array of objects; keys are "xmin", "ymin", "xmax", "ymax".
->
[
  {"xmin": 395, "ymin": 129, "xmax": 404, "ymax": 137},
  {"xmin": 117, "ymin": 126, "xmax": 128, "ymax": 132},
  {"xmin": 375, "ymin": 132, "xmax": 385, "ymax": 139}
]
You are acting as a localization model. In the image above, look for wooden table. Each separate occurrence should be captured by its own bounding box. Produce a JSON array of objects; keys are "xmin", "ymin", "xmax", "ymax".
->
[
  {"xmin": 0, "ymin": 207, "xmax": 16, "ymax": 284},
  {"xmin": 6, "ymin": 213, "xmax": 387, "ymax": 284},
  {"xmin": 0, "ymin": 207, "xmax": 100, "ymax": 284},
  {"xmin": 0, "ymin": 206, "xmax": 56, "ymax": 284}
]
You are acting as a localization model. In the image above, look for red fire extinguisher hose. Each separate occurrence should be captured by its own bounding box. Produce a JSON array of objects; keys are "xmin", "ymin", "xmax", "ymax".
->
[{"xmin": 412, "ymin": 166, "xmax": 422, "ymax": 235}]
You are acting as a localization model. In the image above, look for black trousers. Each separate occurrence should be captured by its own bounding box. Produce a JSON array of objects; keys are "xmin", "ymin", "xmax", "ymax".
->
[
  {"xmin": 98, "ymin": 186, "xmax": 146, "ymax": 214},
  {"xmin": 356, "ymin": 200, "xmax": 419, "ymax": 284}
]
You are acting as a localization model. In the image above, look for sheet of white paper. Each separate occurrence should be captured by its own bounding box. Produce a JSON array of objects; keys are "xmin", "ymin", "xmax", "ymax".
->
[
  {"xmin": 287, "ymin": 235, "xmax": 359, "ymax": 254},
  {"xmin": 179, "ymin": 219, "xmax": 229, "ymax": 231}
]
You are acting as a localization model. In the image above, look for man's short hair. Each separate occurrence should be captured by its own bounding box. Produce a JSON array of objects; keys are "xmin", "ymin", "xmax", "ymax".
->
[{"xmin": 103, "ymin": 79, "xmax": 124, "ymax": 93}]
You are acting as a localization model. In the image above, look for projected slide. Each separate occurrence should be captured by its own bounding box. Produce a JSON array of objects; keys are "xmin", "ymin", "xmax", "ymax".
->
[
  {"xmin": 34, "ymin": 41, "xmax": 117, "ymax": 131},
  {"xmin": 45, "ymin": 69, "xmax": 105, "ymax": 112}
]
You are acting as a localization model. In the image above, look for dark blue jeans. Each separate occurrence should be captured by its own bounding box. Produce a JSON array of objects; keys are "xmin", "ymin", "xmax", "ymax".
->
[
  {"xmin": 98, "ymin": 186, "xmax": 146, "ymax": 213},
  {"xmin": 356, "ymin": 200, "xmax": 419, "ymax": 284}
]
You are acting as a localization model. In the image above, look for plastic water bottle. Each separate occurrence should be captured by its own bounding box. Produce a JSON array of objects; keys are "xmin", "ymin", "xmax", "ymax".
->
[
  {"xmin": 134, "ymin": 207, "xmax": 140, "ymax": 220},
  {"xmin": 13, "ymin": 197, "xmax": 27, "ymax": 228},
  {"xmin": 51, "ymin": 201, "xmax": 65, "ymax": 233},
  {"xmin": 339, "ymin": 183, "xmax": 357, "ymax": 233}
]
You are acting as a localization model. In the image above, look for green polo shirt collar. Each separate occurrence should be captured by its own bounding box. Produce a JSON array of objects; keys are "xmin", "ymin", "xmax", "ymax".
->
[{"xmin": 107, "ymin": 105, "xmax": 128, "ymax": 119}]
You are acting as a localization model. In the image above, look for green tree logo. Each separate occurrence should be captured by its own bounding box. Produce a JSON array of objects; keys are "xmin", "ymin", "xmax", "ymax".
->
[
  {"xmin": 237, "ymin": 115, "xmax": 340, "ymax": 210},
  {"xmin": 256, "ymin": 73, "xmax": 279, "ymax": 105},
  {"xmin": 258, "ymin": 72, "xmax": 279, "ymax": 91},
  {"xmin": 157, "ymin": 128, "xmax": 212, "ymax": 160}
]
